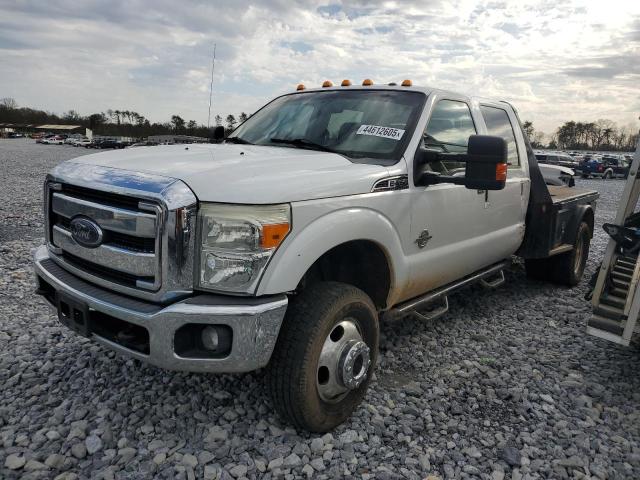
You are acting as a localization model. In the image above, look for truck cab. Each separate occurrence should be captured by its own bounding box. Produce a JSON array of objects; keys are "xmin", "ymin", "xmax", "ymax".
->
[{"xmin": 34, "ymin": 80, "xmax": 597, "ymax": 432}]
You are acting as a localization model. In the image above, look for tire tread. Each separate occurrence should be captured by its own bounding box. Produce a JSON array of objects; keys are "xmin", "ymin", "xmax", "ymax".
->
[{"xmin": 267, "ymin": 281, "xmax": 377, "ymax": 432}]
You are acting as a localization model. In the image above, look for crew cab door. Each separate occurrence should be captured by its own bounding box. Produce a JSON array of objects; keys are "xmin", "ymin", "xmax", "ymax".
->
[
  {"xmin": 476, "ymin": 103, "xmax": 529, "ymax": 252},
  {"xmin": 406, "ymin": 97, "xmax": 505, "ymax": 299}
]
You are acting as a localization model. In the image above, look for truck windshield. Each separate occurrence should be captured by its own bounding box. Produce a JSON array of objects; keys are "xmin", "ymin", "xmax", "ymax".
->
[{"xmin": 227, "ymin": 90, "xmax": 425, "ymax": 162}]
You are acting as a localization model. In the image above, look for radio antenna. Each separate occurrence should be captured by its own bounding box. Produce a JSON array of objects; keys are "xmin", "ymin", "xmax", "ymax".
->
[{"xmin": 207, "ymin": 43, "xmax": 216, "ymax": 129}]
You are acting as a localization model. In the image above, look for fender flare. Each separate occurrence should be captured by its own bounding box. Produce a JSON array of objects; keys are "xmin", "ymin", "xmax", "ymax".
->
[
  {"xmin": 256, "ymin": 207, "xmax": 409, "ymax": 304},
  {"xmin": 567, "ymin": 205, "xmax": 595, "ymax": 245}
]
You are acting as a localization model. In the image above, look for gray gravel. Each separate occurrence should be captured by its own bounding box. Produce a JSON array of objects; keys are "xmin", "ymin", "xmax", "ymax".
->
[{"xmin": 1, "ymin": 138, "xmax": 640, "ymax": 480}]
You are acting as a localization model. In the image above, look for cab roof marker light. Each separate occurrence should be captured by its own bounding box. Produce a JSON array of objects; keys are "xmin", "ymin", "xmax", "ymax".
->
[
  {"xmin": 401, "ymin": 79, "xmax": 412, "ymax": 87},
  {"xmin": 362, "ymin": 79, "xmax": 374, "ymax": 86},
  {"xmin": 322, "ymin": 80, "xmax": 333, "ymax": 88},
  {"xmin": 341, "ymin": 79, "xmax": 352, "ymax": 86},
  {"xmin": 296, "ymin": 84, "xmax": 306, "ymax": 91}
]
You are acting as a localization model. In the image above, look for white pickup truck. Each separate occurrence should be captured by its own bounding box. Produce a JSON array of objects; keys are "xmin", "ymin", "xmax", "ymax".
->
[{"xmin": 34, "ymin": 81, "xmax": 598, "ymax": 432}]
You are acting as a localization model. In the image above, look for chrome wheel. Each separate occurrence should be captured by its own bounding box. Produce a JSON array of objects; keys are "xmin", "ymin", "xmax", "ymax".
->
[{"xmin": 317, "ymin": 319, "xmax": 371, "ymax": 403}]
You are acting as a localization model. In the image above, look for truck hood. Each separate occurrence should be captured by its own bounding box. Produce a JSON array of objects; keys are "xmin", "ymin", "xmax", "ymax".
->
[
  {"xmin": 539, "ymin": 163, "xmax": 574, "ymax": 176},
  {"xmin": 71, "ymin": 144, "xmax": 391, "ymax": 203}
]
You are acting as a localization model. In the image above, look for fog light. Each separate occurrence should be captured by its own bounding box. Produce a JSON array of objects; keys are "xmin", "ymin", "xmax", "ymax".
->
[
  {"xmin": 174, "ymin": 324, "xmax": 233, "ymax": 359},
  {"xmin": 201, "ymin": 326, "xmax": 219, "ymax": 351}
]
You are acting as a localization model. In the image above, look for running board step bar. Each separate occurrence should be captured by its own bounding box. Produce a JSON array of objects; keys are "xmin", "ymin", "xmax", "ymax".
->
[
  {"xmin": 412, "ymin": 296, "xmax": 449, "ymax": 321},
  {"xmin": 392, "ymin": 260, "xmax": 509, "ymax": 317}
]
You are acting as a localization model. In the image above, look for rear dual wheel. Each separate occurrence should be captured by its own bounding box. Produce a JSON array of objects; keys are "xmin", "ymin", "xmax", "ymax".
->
[
  {"xmin": 267, "ymin": 282, "xmax": 379, "ymax": 432},
  {"xmin": 525, "ymin": 221, "xmax": 591, "ymax": 286}
]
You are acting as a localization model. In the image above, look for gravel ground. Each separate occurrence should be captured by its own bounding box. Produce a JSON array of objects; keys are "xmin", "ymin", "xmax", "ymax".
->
[{"xmin": 1, "ymin": 139, "xmax": 639, "ymax": 480}]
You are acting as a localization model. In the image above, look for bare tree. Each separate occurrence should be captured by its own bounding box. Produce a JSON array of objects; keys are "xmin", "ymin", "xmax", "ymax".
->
[
  {"xmin": 171, "ymin": 115, "xmax": 185, "ymax": 131},
  {"xmin": 226, "ymin": 114, "xmax": 237, "ymax": 131},
  {"xmin": 0, "ymin": 97, "xmax": 18, "ymax": 109},
  {"xmin": 63, "ymin": 110, "xmax": 81, "ymax": 122}
]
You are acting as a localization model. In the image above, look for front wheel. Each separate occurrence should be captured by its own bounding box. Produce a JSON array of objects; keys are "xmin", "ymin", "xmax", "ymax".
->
[
  {"xmin": 267, "ymin": 281, "xmax": 379, "ymax": 432},
  {"xmin": 604, "ymin": 171, "xmax": 612, "ymax": 179}
]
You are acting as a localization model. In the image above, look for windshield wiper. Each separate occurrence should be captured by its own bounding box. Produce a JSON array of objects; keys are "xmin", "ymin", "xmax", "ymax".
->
[
  {"xmin": 270, "ymin": 137, "xmax": 338, "ymax": 154},
  {"xmin": 225, "ymin": 136, "xmax": 253, "ymax": 145}
]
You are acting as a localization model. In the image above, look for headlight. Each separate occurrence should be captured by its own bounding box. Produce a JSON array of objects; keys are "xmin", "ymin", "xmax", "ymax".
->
[{"xmin": 197, "ymin": 203, "xmax": 290, "ymax": 293}]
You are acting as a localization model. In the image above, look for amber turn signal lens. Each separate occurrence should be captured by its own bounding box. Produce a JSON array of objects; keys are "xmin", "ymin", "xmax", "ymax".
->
[
  {"xmin": 341, "ymin": 79, "xmax": 352, "ymax": 86},
  {"xmin": 362, "ymin": 79, "xmax": 373, "ymax": 86},
  {"xmin": 495, "ymin": 163, "xmax": 508, "ymax": 181},
  {"xmin": 322, "ymin": 80, "xmax": 333, "ymax": 88},
  {"xmin": 261, "ymin": 223, "xmax": 290, "ymax": 249},
  {"xmin": 401, "ymin": 79, "xmax": 412, "ymax": 87},
  {"xmin": 296, "ymin": 84, "xmax": 305, "ymax": 91}
]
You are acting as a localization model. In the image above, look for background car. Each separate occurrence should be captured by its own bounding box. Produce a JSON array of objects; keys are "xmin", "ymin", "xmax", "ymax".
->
[
  {"xmin": 539, "ymin": 163, "xmax": 575, "ymax": 187},
  {"xmin": 535, "ymin": 152, "xmax": 579, "ymax": 169},
  {"xmin": 95, "ymin": 139, "xmax": 126, "ymax": 149},
  {"xmin": 36, "ymin": 133, "xmax": 55, "ymax": 143},
  {"xmin": 73, "ymin": 138, "xmax": 91, "ymax": 147},
  {"xmin": 578, "ymin": 155, "xmax": 629, "ymax": 179},
  {"xmin": 42, "ymin": 135, "xmax": 67, "ymax": 145}
]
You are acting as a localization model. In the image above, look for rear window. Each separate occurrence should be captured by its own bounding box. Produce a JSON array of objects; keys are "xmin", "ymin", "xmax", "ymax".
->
[{"xmin": 480, "ymin": 105, "xmax": 520, "ymax": 168}]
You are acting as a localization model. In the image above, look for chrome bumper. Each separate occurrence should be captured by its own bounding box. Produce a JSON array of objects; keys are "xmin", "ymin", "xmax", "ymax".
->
[{"xmin": 33, "ymin": 245, "xmax": 287, "ymax": 373}]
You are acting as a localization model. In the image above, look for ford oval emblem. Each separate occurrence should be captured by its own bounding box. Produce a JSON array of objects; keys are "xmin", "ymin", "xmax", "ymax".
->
[{"xmin": 69, "ymin": 216, "xmax": 103, "ymax": 248}]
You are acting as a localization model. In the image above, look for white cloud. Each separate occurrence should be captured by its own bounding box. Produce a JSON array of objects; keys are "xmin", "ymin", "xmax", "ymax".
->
[{"xmin": 0, "ymin": 0, "xmax": 638, "ymax": 134}]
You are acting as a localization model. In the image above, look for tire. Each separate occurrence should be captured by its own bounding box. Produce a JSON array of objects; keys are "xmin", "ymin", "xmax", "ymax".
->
[
  {"xmin": 549, "ymin": 221, "xmax": 591, "ymax": 285},
  {"xmin": 525, "ymin": 221, "xmax": 591, "ymax": 286},
  {"xmin": 604, "ymin": 171, "xmax": 612, "ymax": 179},
  {"xmin": 267, "ymin": 281, "xmax": 379, "ymax": 432}
]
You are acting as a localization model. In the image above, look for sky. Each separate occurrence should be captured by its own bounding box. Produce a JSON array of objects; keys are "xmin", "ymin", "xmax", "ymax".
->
[{"xmin": 0, "ymin": 0, "xmax": 639, "ymax": 135}]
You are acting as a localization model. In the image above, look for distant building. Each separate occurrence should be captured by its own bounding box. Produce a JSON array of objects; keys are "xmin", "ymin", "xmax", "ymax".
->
[
  {"xmin": 34, "ymin": 124, "xmax": 84, "ymax": 133},
  {"xmin": 0, "ymin": 123, "xmax": 84, "ymax": 136}
]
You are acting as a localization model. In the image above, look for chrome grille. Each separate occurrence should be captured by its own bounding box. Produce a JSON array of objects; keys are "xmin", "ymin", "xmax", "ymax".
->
[
  {"xmin": 50, "ymin": 187, "xmax": 161, "ymax": 290},
  {"xmin": 44, "ymin": 162, "xmax": 197, "ymax": 303}
]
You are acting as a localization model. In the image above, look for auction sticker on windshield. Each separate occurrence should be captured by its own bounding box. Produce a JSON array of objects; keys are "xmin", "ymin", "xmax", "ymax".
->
[{"xmin": 356, "ymin": 125, "xmax": 405, "ymax": 140}]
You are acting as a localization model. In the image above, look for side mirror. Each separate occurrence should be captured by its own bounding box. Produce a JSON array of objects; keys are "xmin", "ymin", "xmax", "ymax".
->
[
  {"xmin": 211, "ymin": 125, "xmax": 225, "ymax": 142},
  {"xmin": 414, "ymin": 134, "xmax": 507, "ymax": 190},
  {"xmin": 463, "ymin": 135, "xmax": 508, "ymax": 190}
]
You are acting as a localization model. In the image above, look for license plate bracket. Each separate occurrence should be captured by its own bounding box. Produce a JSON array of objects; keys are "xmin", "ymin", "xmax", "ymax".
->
[{"xmin": 56, "ymin": 292, "xmax": 91, "ymax": 337}]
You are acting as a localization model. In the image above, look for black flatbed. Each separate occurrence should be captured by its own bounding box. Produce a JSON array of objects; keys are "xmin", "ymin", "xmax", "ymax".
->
[
  {"xmin": 548, "ymin": 185, "xmax": 598, "ymax": 204},
  {"xmin": 517, "ymin": 144, "xmax": 599, "ymax": 260}
]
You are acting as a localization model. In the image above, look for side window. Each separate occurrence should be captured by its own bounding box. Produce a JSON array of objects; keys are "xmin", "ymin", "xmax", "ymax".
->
[
  {"xmin": 480, "ymin": 105, "xmax": 520, "ymax": 168},
  {"xmin": 423, "ymin": 100, "xmax": 476, "ymax": 172}
]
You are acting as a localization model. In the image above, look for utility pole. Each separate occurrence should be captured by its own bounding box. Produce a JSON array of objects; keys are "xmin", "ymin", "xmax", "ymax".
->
[{"xmin": 207, "ymin": 44, "xmax": 217, "ymax": 130}]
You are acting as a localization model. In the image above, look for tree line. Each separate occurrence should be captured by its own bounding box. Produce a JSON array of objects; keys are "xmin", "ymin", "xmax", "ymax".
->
[
  {"xmin": 0, "ymin": 97, "xmax": 248, "ymax": 138},
  {"xmin": 523, "ymin": 119, "xmax": 638, "ymax": 152},
  {"xmin": 2, "ymin": 97, "xmax": 637, "ymax": 150}
]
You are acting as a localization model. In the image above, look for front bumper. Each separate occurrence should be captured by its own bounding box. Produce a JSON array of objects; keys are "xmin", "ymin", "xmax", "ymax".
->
[{"xmin": 33, "ymin": 245, "xmax": 288, "ymax": 373}]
